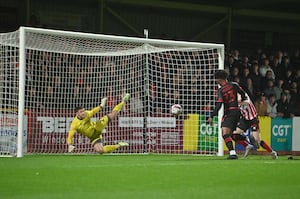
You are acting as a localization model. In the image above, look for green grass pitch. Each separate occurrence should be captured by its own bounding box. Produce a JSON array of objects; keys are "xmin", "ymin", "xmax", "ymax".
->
[{"xmin": 0, "ymin": 154, "xmax": 300, "ymax": 199}]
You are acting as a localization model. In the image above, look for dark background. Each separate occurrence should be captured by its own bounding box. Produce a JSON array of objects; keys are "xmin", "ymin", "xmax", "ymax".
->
[{"xmin": 1, "ymin": 0, "xmax": 300, "ymax": 53}]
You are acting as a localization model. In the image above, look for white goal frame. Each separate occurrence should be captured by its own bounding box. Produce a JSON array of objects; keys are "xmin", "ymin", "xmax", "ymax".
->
[{"xmin": 7, "ymin": 26, "xmax": 224, "ymax": 157}]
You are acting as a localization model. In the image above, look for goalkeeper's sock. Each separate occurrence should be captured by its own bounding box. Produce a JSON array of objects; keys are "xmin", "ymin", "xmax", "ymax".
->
[
  {"xmin": 260, "ymin": 140, "xmax": 273, "ymax": 153},
  {"xmin": 103, "ymin": 145, "xmax": 119, "ymax": 153},
  {"xmin": 113, "ymin": 101, "xmax": 125, "ymax": 113}
]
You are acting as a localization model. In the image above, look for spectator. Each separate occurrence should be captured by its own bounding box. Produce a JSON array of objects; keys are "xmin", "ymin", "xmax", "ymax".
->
[
  {"xmin": 244, "ymin": 77, "xmax": 256, "ymax": 102},
  {"xmin": 293, "ymin": 69, "xmax": 300, "ymax": 87},
  {"xmin": 280, "ymin": 56, "xmax": 293, "ymax": 71},
  {"xmin": 225, "ymin": 55, "xmax": 237, "ymax": 69},
  {"xmin": 271, "ymin": 56, "xmax": 285, "ymax": 80},
  {"xmin": 171, "ymin": 89, "xmax": 182, "ymax": 105},
  {"xmin": 282, "ymin": 69, "xmax": 294, "ymax": 90},
  {"xmin": 261, "ymin": 70, "xmax": 275, "ymax": 91},
  {"xmin": 252, "ymin": 48, "xmax": 263, "ymax": 61},
  {"xmin": 239, "ymin": 67, "xmax": 251, "ymax": 89},
  {"xmin": 263, "ymin": 79, "xmax": 276, "ymax": 98},
  {"xmin": 241, "ymin": 55, "xmax": 251, "ymax": 69},
  {"xmin": 290, "ymin": 49, "xmax": 300, "ymax": 69},
  {"xmin": 148, "ymin": 82, "xmax": 158, "ymax": 113},
  {"xmin": 266, "ymin": 94, "xmax": 278, "ymax": 118},
  {"xmin": 288, "ymin": 81, "xmax": 300, "ymax": 116},
  {"xmin": 276, "ymin": 50, "xmax": 284, "ymax": 65},
  {"xmin": 277, "ymin": 91, "xmax": 295, "ymax": 118},
  {"xmin": 273, "ymin": 79, "xmax": 284, "ymax": 101},
  {"xmin": 231, "ymin": 49, "xmax": 241, "ymax": 63},
  {"xmin": 259, "ymin": 58, "xmax": 275, "ymax": 79},
  {"xmin": 259, "ymin": 52, "xmax": 267, "ymax": 65},
  {"xmin": 160, "ymin": 88, "xmax": 171, "ymax": 114},
  {"xmin": 129, "ymin": 90, "xmax": 144, "ymax": 114},
  {"xmin": 254, "ymin": 93, "xmax": 268, "ymax": 116},
  {"xmin": 228, "ymin": 66, "xmax": 240, "ymax": 82},
  {"xmin": 249, "ymin": 62, "xmax": 262, "ymax": 95},
  {"xmin": 107, "ymin": 86, "xmax": 117, "ymax": 109}
]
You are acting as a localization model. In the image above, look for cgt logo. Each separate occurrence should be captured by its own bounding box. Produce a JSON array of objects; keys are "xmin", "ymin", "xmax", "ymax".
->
[
  {"xmin": 199, "ymin": 123, "xmax": 218, "ymax": 136},
  {"xmin": 272, "ymin": 125, "xmax": 291, "ymax": 137}
]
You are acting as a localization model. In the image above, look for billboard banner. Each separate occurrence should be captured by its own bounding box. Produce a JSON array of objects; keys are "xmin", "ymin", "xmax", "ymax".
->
[
  {"xmin": 183, "ymin": 114, "xmax": 218, "ymax": 153},
  {"xmin": 271, "ymin": 117, "xmax": 292, "ymax": 151},
  {"xmin": 27, "ymin": 110, "xmax": 183, "ymax": 153},
  {"xmin": 292, "ymin": 117, "xmax": 300, "ymax": 151},
  {"xmin": 198, "ymin": 115, "xmax": 218, "ymax": 153},
  {"xmin": 0, "ymin": 113, "xmax": 27, "ymax": 154}
]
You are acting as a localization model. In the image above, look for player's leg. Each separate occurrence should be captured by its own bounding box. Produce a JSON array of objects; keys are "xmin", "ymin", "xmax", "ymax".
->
[
  {"xmin": 232, "ymin": 128, "xmax": 249, "ymax": 146},
  {"xmin": 107, "ymin": 93, "xmax": 130, "ymax": 120},
  {"xmin": 92, "ymin": 94, "xmax": 131, "ymax": 153},
  {"xmin": 100, "ymin": 97, "xmax": 107, "ymax": 107},
  {"xmin": 252, "ymin": 130, "xmax": 278, "ymax": 159},
  {"xmin": 222, "ymin": 127, "xmax": 237, "ymax": 159},
  {"xmin": 251, "ymin": 119, "xmax": 278, "ymax": 159},
  {"xmin": 251, "ymin": 130, "xmax": 261, "ymax": 147},
  {"xmin": 232, "ymin": 119, "xmax": 254, "ymax": 157},
  {"xmin": 93, "ymin": 140, "xmax": 128, "ymax": 154},
  {"xmin": 222, "ymin": 112, "xmax": 240, "ymax": 159},
  {"xmin": 232, "ymin": 129, "xmax": 253, "ymax": 158},
  {"xmin": 94, "ymin": 115, "xmax": 129, "ymax": 152}
]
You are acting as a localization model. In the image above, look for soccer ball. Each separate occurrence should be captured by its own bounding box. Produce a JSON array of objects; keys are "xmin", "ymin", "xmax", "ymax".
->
[{"xmin": 171, "ymin": 104, "xmax": 183, "ymax": 115}]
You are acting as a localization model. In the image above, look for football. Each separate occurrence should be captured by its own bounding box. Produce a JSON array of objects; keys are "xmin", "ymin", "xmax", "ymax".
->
[{"xmin": 171, "ymin": 104, "xmax": 183, "ymax": 115}]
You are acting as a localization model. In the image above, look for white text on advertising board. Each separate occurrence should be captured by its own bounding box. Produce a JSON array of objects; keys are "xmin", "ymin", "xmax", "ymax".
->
[{"xmin": 272, "ymin": 125, "xmax": 291, "ymax": 136}]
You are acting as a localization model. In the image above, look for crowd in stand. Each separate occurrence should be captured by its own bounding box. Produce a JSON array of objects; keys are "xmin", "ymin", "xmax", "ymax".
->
[
  {"xmin": 19, "ymin": 47, "xmax": 300, "ymax": 118},
  {"xmin": 23, "ymin": 49, "xmax": 218, "ymax": 115},
  {"xmin": 224, "ymin": 48, "xmax": 300, "ymax": 118}
]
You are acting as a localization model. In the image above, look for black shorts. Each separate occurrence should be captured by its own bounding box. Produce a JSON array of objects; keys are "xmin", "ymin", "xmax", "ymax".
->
[
  {"xmin": 237, "ymin": 117, "xmax": 259, "ymax": 132},
  {"xmin": 221, "ymin": 110, "xmax": 241, "ymax": 131}
]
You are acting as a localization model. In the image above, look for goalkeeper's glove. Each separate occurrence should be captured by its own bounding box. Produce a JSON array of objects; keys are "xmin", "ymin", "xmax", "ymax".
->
[
  {"xmin": 68, "ymin": 145, "xmax": 75, "ymax": 153},
  {"xmin": 100, "ymin": 97, "xmax": 107, "ymax": 108}
]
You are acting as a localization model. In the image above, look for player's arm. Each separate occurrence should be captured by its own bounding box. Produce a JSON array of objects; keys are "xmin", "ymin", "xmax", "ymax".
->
[
  {"xmin": 237, "ymin": 84, "xmax": 247, "ymax": 102},
  {"xmin": 87, "ymin": 97, "xmax": 108, "ymax": 117},
  {"xmin": 209, "ymin": 102, "xmax": 222, "ymax": 119},
  {"xmin": 208, "ymin": 90, "xmax": 222, "ymax": 124},
  {"xmin": 67, "ymin": 124, "xmax": 77, "ymax": 152},
  {"xmin": 237, "ymin": 93, "xmax": 250, "ymax": 107}
]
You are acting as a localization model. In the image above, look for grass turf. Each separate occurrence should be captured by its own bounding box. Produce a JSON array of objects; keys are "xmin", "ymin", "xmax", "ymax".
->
[{"xmin": 0, "ymin": 154, "xmax": 299, "ymax": 199}]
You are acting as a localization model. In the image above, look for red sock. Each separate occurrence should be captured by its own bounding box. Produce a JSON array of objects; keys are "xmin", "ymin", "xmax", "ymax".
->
[{"xmin": 260, "ymin": 140, "xmax": 272, "ymax": 152}]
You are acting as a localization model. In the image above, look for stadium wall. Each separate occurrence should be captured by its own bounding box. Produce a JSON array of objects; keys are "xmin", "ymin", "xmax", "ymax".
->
[
  {"xmin": 39, "ymin": 112, "xmax": 300, "ymax": 155},
  {"xmin": 3, "ymin": 110, "xmax": 299, "ymax": 155}
]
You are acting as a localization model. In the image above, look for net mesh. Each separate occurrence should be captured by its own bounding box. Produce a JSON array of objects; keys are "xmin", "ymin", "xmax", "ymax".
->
[
  {"xmin": 0, "ymin": 28, "xmax": 222, "ymax": 155},
  {"xmin": 0, "ymin": 31, "xmax": 20, "ymax": 156}
]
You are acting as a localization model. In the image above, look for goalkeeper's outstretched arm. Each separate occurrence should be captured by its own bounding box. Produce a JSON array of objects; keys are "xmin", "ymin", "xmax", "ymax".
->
[{"xmin": 67, "ymin": 128, "xmax": 76, "ymax": 152}]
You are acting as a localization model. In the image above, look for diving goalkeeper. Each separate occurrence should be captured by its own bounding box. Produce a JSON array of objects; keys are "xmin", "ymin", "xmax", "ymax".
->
[{"xmin": 67, "ymin": 93, "xmax": 130, "ymax": 154}]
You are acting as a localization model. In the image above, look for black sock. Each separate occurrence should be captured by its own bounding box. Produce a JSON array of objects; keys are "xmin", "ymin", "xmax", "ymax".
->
[
  {"xmin": 223, "ymin": 134, "xmax": 234, "ymax": 151},
  {"xmin": 232, "ymin": 133, "xmax": 247, "ymax": 141}
]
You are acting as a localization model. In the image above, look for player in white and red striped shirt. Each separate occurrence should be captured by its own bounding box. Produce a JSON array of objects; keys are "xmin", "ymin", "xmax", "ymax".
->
[{"xmin": 232, "ymin": 93, "xmax": 278, "ymax": 159}]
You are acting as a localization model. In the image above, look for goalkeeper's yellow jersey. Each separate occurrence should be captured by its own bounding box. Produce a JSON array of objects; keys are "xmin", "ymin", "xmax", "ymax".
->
[{"xmin": 67, "ymin": 106, "xmax": 100, "ymax": 145}]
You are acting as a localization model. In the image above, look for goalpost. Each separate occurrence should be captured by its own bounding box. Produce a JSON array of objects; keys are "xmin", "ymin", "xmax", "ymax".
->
[{"xmin": 0, "ymin": 27, "xmax": 224, "ymax": 157}]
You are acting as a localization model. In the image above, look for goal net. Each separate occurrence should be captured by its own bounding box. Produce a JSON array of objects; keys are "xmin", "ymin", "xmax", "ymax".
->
[{"xmin": 0, "ymin": 27, "xmax": 224, "ymax": 157}]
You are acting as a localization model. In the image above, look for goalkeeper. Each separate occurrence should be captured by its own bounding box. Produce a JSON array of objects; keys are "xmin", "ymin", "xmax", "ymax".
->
[{"xmin": 67, "ymin": 93, "xmax": 130, "ymax": 153}]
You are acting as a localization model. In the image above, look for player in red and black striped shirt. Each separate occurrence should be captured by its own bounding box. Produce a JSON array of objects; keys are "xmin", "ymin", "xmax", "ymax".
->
[
  {"xmin": 232, "ymin": 93, "xmax": 278, "ymax": 159},
  {"xmin": 208, "ymin": 70, "xmax": 247, "ymax": 159}
]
